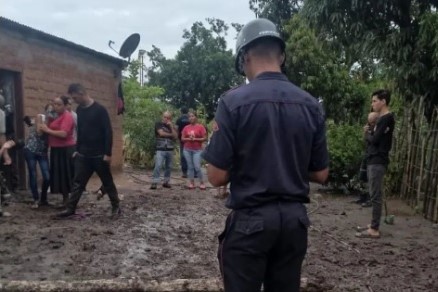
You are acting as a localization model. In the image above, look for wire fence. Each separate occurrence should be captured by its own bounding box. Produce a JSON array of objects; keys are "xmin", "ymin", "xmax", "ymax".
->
[{"xmin": 388, "ymin": 98, "xmax": 438, "ymax": 222}]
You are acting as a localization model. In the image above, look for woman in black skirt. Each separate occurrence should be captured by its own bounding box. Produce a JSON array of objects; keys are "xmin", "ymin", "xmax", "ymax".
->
[{"xmin": 39, "ymin": 96, "xmax": 76, "ymax": 205}]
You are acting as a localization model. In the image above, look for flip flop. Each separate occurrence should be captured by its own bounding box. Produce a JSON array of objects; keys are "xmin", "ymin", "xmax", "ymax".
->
[
  {"xmin": 355, "ymin": 230, "xmax": 380, "ymax": 238},
  {"xmin": 199, "ymin": 184, "xmax": 206, "ymax": 190},
  {"xmin": 356, "ymin": 225, "xmax": 371, "ymax": 232}
]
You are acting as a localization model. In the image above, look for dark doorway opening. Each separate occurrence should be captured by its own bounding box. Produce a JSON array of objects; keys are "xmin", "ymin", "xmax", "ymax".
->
[{"xmin": 0, "ymin": 69, "xmax": 25, "ymax": 190}]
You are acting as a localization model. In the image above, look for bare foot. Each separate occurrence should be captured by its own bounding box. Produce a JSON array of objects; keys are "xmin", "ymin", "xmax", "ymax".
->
[{"xmin": 355, "ymin": 228, "xmax": 380, "ymax": 238}]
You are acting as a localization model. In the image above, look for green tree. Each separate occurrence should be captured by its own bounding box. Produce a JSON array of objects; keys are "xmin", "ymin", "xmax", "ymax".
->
[
  {"xmin": 284, "ymin": 15, "xmax": 369, "ymax": 123},
  {"xmin": 147, "ymin": 18, "xmax": 243, "ymax": 119},
  {"xmin": 122, "ymin": 67, "xmax": 169, "ymax": 167},
  {"xmin": 249, "ymin": 0, "xmax": 302, "ymax": 30},
  {"xmin": 303, "ymin": 0, "xmax": 438, "ymax": 120},
  {"xmin": 127, "ymin": 59, "xmax": 141, "ymax": 80}
]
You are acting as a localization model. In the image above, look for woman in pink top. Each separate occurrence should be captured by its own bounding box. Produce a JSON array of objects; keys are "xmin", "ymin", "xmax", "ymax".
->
[
  {"xmin": 181, "ymin": 111, "xmax": 207, "ymax": 190},
  {"xmin": 39, "ymin": 96, "xmax": 75, "ymax": 205}
]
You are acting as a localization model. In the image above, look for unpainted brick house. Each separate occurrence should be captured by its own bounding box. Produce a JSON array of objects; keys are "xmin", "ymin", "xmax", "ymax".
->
[{"xmin": 0, "ymin": 17, "xmax": 125, "ymax": 187}]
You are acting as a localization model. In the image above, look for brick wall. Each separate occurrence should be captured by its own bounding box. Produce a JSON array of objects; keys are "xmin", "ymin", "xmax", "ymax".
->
[{"xmin": 0, "ymin": 28, "xmax": 124, "ymax": 170}]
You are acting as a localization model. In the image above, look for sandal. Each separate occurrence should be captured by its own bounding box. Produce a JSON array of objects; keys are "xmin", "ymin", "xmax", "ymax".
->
[
  {"xmin": 199, "ymin": 184, "xmax": 206, "ymax": 190},
  {"xmin": 355, "ymin": 230, "xmax": 380, "ymax": 238},
  {"xmin": 186, "ymin": 183, "xmax": 195, "ymax": 190},
  {"xmin": 355, "ymin": 224, "xmax": 371, "ymax": 232}
]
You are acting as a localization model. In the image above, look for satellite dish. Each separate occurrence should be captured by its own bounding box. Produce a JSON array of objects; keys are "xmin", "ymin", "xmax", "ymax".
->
[
  {"xmin": 108, "ymin": 33, "xmax": 140, "ymax": 62},
  {"xmin": 119, "ymin": 33, "xmax": 140, "ymax": 60}
]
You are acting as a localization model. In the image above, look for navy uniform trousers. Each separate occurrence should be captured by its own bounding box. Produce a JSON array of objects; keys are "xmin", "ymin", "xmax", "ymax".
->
[{"xmin": 218, "ymin": 201, "xmax": 310, "ymax": 292}]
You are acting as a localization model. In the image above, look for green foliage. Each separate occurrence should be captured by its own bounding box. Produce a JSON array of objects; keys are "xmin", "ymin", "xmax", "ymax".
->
[
  {"xmin": 126, "ymin": 60, "xmax": 141, "ymax": 80},
  {"xmin": 249, "ymin": 0, "xmax": 301, "ymax": 31},
  {"xmin": 303, "ymin": 0, "xmax": 438, "ymax": 120},
  {"xmin": 326, "ymin": 121, "xmax": 364, "ymax": 188},
  {"xmin": 147, "ymin": 18, "xmax": 243, "ymax": 120},
  {"xmin": 284, "ymin": 15, "xmax": 369, "ymax": 124},
  {"xmin": 122, "ymin": 78, "xmax": 170, "ymax": 168}
]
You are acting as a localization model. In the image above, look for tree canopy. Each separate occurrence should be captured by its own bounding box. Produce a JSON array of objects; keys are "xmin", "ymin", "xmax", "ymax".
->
[
  {"xmin": 284, "ymin": 14, "xmax": 371, "ymax": 123},
  {"xmin": 303, "ymin": 0, "xmax": 438, "ymax": 119},
  {"xmin": 147, "ymin": 18, "xmax": 243, "ymax": 119},
  {"xmin": 249, "ymin": 0, "xmax": 302, "ymax": 30}
]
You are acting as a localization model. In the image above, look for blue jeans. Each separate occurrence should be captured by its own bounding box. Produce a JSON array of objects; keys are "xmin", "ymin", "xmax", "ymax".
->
[
  {"xmin": 24, "ymin": 148, "xmax": 50, "ymax": 202},
  {"xmin": 183, "ymin": 149, "xmax": 203, "ymax": 182},
  {"xmin": 152, "ymin": 150, "xmax": 173, "ymax": 183}
]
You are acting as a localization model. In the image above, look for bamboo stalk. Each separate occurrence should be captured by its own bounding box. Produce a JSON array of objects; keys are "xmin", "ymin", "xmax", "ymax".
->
[
  {"xmin": 413, "ymin": 98, "xmax": 425, "ymax": 206},
  {"xmin": 423, "ymin": 109, "xmax": 438, "ymax": 219},
  {"xmin": 432, "ymin": 108, "xmax": 438, "ymax": 222},
  {"xmin": 416, "ymin": 107, "xmax": 426, "ymax": 206},
  {"xmin": 403, "ymin": 105, "xmax": 414, "ymax": 201},
  {"xmin": 401, "ymin": 104, "xmax": 412, "ymax": 200}
]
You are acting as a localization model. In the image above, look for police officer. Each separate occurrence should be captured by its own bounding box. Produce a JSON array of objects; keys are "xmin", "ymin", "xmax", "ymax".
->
[{"xmin": 202, "ymin": 19, "xmax": 329, "ymax": 292}]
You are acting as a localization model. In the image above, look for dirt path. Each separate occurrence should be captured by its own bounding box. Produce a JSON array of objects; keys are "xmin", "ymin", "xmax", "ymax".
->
[{"xmin": 1, "ymin": 169, "xmax": 437, "ymax": 291}]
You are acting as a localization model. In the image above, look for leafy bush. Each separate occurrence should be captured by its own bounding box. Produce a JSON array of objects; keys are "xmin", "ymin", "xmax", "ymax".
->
[
  {"xmin": 326, "ymin": 121, "xmax": 365, "ymax": 189},
  {"xmin": 122, "ymin": 79, "xmax": 173, "ymax": 168}
]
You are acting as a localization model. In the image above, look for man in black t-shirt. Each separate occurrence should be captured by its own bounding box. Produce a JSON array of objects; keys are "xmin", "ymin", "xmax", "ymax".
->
[
  {"xmin": 55, "ymin": 83, "xmax": 121, "ymax": 219},
  {"xmin": 150, "ymin": 111, "xmax": 177, "ymax": 190},
  {"xmin": 175, "ymin": 106, "xmax": 190, "ymax": 177},
  {"xmin": 202, "ymin": 19, "xmax": 329, "ymax": 291},
  {"xmin": 356, "ymin": 89, "xmax": 395, "ymax": 238}
]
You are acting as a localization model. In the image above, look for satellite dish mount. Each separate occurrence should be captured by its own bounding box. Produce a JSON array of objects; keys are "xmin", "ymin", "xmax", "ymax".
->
[{"xmin": 108, "ymin": 33, "xmax": 140, "ymax": 63}]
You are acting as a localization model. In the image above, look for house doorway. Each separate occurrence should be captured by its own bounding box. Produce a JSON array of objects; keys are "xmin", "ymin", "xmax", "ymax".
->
[{"xmin": 0, "ymin": 69, "xmax": 25, "ymax": 190}]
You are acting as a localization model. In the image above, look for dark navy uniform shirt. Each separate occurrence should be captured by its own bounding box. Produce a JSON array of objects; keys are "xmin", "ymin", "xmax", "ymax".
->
[{"xmin": 202, "ymin": 72, "xmax": 329, "ymax": 210}]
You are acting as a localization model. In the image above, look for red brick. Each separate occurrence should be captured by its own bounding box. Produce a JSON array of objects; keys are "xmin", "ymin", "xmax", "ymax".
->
[{"xmin": 0, "ymin": 28, "xmax": 124, "ymax": 170}]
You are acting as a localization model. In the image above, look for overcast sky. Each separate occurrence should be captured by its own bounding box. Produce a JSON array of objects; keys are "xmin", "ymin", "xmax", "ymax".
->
[{"xmin": 2, "ymin": 0, "xmax": 255, "ymax": 60}]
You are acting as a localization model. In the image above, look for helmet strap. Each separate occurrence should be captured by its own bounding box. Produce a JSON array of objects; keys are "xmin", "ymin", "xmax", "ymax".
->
[{"xmin": 237, "ymin": 51, "xmax": 246, "ymax": 75}]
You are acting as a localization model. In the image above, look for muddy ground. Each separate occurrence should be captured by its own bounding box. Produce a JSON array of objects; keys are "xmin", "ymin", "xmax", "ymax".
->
[{"xmin": 1, "ymin": 168, "xmax": 437, "ymax": 291}]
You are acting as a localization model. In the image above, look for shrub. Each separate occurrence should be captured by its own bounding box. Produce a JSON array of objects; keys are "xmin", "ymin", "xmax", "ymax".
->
[
  {"xmin": 326, "ymin": 121, "xmax": 365, "ymax": 189},
  {"xmin": 122, "ymin": 80, "xmax": 173, "ymax": 168}
]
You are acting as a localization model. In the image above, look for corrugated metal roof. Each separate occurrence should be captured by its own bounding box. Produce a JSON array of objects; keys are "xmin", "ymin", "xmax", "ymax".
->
[{"xmin": 0, "ymin": 16, "xmax": 126, "ymax": 67}]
